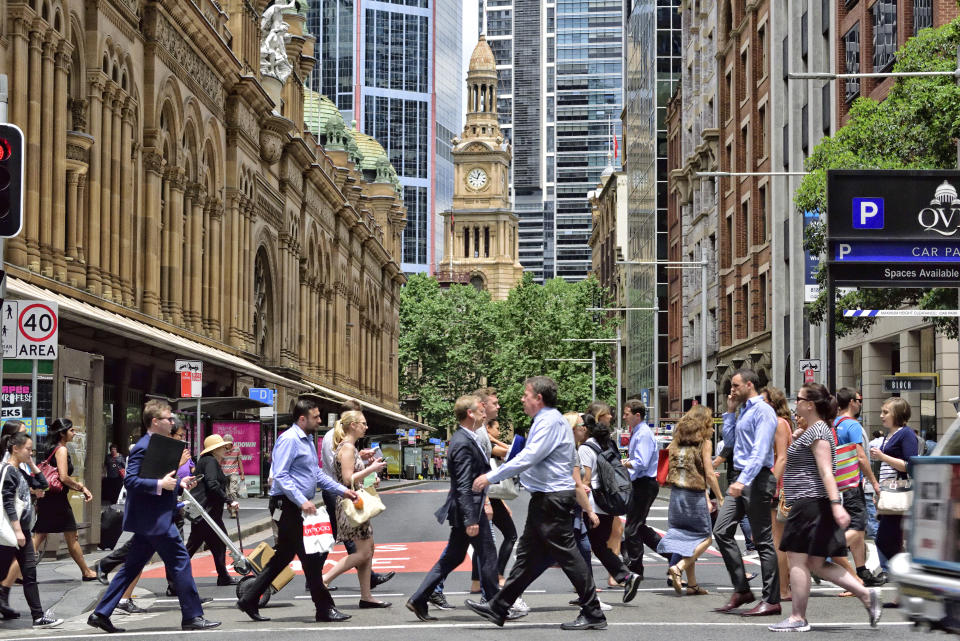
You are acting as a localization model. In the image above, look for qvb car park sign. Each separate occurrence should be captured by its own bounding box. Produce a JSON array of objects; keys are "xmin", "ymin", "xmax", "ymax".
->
[
  {"xmin": 828, "ymin": 170, "xmax": 960, "ymax": 286},
  {"xmin": 825, "ymin": 170, "xmax": 960, "ymax": 389}
]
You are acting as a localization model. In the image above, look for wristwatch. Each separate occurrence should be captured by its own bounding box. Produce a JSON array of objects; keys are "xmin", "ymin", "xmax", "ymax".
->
[{"xmin": 830, "ymin": 498, "xmax": 841, "ymax": 504}]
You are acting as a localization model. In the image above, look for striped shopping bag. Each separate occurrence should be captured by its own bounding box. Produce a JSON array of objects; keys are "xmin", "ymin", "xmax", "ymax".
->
[{"xmin": 831, "ymin": 419, "xmax": 862, "ymax": 491}]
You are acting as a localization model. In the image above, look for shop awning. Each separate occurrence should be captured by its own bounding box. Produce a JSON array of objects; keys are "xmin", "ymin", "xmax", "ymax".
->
[
  {"xmin": 146, "ymin": 395, "xmax": 270, "ymax": 418},
  {"xmin": 302, "ymin": 383, "xmax": 431, "ymax": 431},
  {"xmin": 5, "ymin": 277, "xmax": 309, "ymax": 391}
]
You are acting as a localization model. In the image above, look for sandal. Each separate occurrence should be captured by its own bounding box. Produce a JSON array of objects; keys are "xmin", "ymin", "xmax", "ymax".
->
[
  {"xmin": 667, "ymin": 566, "xmax": 683, "ymax": 595},
  {"xmin": 685, "ymin": 584, "xmax": 708, "ymax": 596}
]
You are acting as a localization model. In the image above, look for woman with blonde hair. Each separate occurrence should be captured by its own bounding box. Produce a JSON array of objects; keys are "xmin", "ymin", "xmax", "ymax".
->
[
  {"xmin": 761, "ymin": 386, "xmax": 794, "ymax": 601},
  {"xmin": 657, "ymin": 405, "xmax": 722, "ymax": 595},
  {"xmin": 321, "ymin": 410, "xmax": 389, "ymax": 608}
]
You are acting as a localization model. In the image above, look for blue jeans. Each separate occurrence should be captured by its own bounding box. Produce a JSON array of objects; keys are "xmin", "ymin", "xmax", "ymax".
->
[{"xmin": 864, "ymin": 493, "xmax": 879, "ymax": 539}]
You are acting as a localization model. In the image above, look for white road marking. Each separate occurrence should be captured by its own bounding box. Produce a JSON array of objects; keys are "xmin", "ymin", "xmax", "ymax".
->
[{"xmin": 14, "ymin": 620, "xmax": 913, "ymax": 640}]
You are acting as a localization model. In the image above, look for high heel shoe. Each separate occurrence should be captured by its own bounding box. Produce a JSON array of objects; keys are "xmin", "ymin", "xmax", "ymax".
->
[{"xmin": 358, "ymin": 600, "xmax": 392, "ymax": 609}]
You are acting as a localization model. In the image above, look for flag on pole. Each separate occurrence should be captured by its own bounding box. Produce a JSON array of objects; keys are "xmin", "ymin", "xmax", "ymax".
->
[{"xmin": 613, "ymin": 133, "xmax": 619, "ymax": 160}]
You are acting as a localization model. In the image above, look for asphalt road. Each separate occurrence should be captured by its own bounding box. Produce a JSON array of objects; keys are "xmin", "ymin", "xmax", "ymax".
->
[{"xmin": 0, "ymin": 481, "xmax": 918, "ymax": 640}]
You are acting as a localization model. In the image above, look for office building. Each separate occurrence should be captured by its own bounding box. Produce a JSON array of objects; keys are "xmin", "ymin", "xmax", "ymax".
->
[
  {"xmin": 307, "ymin": 0, "xmax": 462, "ymax": 273},
  {"xmin": 480, "ymin": 0, "xmax": 623, "ymax": 283}
]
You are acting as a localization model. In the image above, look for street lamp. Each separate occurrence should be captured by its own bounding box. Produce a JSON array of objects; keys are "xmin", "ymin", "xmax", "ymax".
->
[{"xmin": 545, "ymin": 354, "xmax": 597, "ymax": 398}]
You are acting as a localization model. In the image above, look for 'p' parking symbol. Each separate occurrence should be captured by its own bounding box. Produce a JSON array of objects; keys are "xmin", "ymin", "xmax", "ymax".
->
[{"xmin": 852, "ymin": 197, "xmax": 884, "ymax": 229}]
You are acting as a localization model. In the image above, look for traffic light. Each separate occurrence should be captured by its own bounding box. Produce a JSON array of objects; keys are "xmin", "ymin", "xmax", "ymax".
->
[{"xmin": 0, "ymin": 123, "xmax": 23, "ymax": 238}]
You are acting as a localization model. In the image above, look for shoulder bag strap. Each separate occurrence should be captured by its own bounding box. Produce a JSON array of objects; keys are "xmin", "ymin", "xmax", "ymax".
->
[{"xmin": 42, "ymin": 446, "xmax": 60, "ymax": 465}]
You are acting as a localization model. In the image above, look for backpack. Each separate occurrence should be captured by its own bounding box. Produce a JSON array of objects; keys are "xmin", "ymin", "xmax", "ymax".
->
[{"xmin": 585, "ymin": 441, "xmax": 633, "ymax": 516}]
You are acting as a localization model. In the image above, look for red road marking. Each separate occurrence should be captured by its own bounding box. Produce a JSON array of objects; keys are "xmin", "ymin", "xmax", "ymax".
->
[{"xmin": 141, "ymin": 541, "xmax": 470, "ymax": 578}]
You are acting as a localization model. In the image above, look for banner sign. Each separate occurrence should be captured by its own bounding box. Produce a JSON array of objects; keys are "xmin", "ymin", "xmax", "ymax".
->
[{"xmin": 212, "ymin": 421, "xmax": 261, "ymax": 478}]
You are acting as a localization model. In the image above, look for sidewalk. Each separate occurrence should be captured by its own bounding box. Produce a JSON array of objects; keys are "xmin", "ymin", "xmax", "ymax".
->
[{"xmin": 7, "ymin": 478, "xmax": 427, "ymax": 626}]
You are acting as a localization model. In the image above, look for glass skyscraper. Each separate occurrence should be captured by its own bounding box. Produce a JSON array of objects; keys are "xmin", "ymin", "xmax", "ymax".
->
[
  {"xmin": 480, "ymin": 0, "xmax": 623, "ymax": 283},
  {"xmin": 307, "ymin": 1, "xmax": 462, "ymax": 274}
]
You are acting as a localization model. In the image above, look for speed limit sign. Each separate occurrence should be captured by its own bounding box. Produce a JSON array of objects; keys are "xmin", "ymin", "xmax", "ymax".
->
[{"xmin": 1, "ymin": 300, "xmax": 58, "ymax": 359}]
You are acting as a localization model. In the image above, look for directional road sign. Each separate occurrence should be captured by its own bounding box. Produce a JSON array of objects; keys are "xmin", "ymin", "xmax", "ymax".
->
[{"xmin": 798, "ymin": 359, "xmax": 821, "ymax": 372}]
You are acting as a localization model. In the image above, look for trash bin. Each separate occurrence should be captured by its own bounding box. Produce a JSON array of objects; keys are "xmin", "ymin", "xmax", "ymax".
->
[{"xmin": 405, "ymin": 464, "xmax": 416, "ymax": 480}]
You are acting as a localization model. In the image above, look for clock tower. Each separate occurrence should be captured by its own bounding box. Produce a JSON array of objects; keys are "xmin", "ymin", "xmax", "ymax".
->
[{"xmin": 439, "ymin": 35, "xmax": 522, "ymax": 301}]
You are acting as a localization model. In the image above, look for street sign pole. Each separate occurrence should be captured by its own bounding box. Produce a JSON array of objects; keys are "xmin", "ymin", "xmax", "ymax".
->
[
  {"xmin": 30, "ymin": 358, "xmax": 36, "ymax": 434},
  {"xmin": 273, "ymin": 388, "xmax": 278, "ymax": 447}
]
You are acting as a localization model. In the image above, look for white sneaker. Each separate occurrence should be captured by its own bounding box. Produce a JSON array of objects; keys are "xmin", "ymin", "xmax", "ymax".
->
[
  {"xmin": 599, "ymin": 600, "xmax": 613, "ymax": 612},
  {"xmin": 512, "ymin": 597, "xmax": 530, "ymax": 613}
]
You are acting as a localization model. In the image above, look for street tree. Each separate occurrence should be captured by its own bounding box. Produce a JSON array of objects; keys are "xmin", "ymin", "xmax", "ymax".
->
[
  {"xmin": 796, "ymin": 18, "xmax": 960, "ymax": 338},
  {"xmin": 398, "ymin": 272, "xmax": 618, "ymax": 436}
]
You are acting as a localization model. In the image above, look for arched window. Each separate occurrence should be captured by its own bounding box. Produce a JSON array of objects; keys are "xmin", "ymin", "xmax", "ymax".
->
[{"xmin": 470, "ymin": 275, "xmax": 484, "ymax": 292}]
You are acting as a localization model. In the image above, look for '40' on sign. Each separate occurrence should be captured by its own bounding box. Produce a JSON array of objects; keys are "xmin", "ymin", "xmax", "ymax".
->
[{"xmin": 1, "ymin": 300, "xmax": 58, "ymax": 360}]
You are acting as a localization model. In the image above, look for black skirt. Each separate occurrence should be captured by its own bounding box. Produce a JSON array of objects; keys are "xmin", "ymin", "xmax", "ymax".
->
[
  {"xmin": 33, "ymin": 490, "xmax": 77, "ymax": 533},
  {"xmin": 779, "ymin": 497, "xmax": 848, "ymax": 558}
]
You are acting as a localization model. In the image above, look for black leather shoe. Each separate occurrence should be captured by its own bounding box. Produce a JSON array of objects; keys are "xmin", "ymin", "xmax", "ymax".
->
[
  {"xmin": 316, "ymin": 607, "xmax": 351, "ymax": 623},
  {"xmin": 358, "ymin": 600, "xmax": 392, "ymax": 609},
  {"xmin": 95, "ymin": 562, "xmax": 110, "ymax": 585},
  {"xmin": 560, "ymin": 614, "xmax": 608, "ymax": 630},
  {"xmin": 236, "ymin": 600, "xmax": 270, "ymax": 622},
  {"xmin": 87, "ymin": 613, "xmax": 125, "ymax": 634},
  {"xmin": 465, "ymin": 599, "xmax": 505, "ymax": 627},
  {"xmin": 406, "ymin": 599, "xmax": 437, "ymax": 622},
  {"xmin": 217, "ymin": 576, "xmax": 238, "ymax": 586},
  {"xmin": 165, "ymin": 586, "xmax": 177, "ymax": 597},
  {"xmin": 181, "ymin": 616, "xmax": 221, "ymax": 630},
  {"xmin": 371, "ymin": 571, "xmax": 396, "ymax": 588}
]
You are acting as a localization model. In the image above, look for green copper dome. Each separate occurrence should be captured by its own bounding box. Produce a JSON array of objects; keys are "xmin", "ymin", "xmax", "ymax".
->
[{"xmin": 304, "ymin": 89, "xmax": 344, "ymax": 140}]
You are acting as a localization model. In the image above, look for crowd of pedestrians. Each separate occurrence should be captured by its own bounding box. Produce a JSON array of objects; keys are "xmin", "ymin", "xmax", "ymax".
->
[{"xmin": 0, "ymin": 368, "xmax": 924, "ymax": 633}]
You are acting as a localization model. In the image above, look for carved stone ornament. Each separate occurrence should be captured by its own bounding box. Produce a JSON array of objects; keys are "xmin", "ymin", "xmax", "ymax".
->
[
  {"xmin": 155, "ymin": 15, "xmax": 225, "ymax": 109},
  {"xmin": 260, "ymin": 0, "xmax": 297, "ymax": 84},
  {"xmin": 259, "ymin": 113, "xmax": 295, "ymax": 164}
]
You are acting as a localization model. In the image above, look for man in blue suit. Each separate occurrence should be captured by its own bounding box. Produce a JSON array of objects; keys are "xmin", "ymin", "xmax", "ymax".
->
[
  {"xmin": 88, "ymin": 399, "xmax": 220, "ymax": 633},
  {"xmin": 405, "ymin": 394, "xmax": 499, "ymax": 621}
]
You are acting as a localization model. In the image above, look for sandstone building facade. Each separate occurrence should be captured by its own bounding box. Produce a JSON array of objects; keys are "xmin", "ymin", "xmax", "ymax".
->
[{"xmin": 0, "ymin": 0, "xmax": 416, "ymax": 540}]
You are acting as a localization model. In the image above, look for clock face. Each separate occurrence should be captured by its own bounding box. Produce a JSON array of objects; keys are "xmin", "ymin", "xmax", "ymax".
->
[{"xmin": 467, "ymin": 168, "xmax": 488, "ymax": 190}]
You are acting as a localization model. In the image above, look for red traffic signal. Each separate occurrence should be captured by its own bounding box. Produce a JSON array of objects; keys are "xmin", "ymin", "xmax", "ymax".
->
[{"xmin": 0, "ymin": 123, "xmax": 23, "ymax": 238}]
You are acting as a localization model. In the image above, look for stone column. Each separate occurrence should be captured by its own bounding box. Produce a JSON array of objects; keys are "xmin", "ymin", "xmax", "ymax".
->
[
  {"xmin": 109, "ymin": 94, "xmax": 123, "ymax": 302},
  {"xmin": 160, "ymin": 173, "xmax": 171, "ymax": 315},
  {"xmin": 142, "ymin": 152, "xmax": 165, "ymax": 317},
  {"xmin": 119, "ymin": 103, "xmax": 135, "ymax": 306},
  {"xmin": 227, "ymin": 195, "xmax": 243, "ymax": 348},
  {"xmin": 202, "ymin": 198, "xmax": 213, "ymax": 333},
  {"xmin": 209, "ymin": 203, "xmax": 223, "ymax": 338},
  {"xmin": 182, "ymin": 184, "xmax": 195, "ymax": 327},
  {"xmin": 38, "ymin": 34, "xmax": 55, "ymax": 276},
  {"xmin": 66, "ymin": 170, "xmax": 80, "ymax": 282},
  {"xmin": 169, "ymin": 171, "xmax": 186, "ymax": 325},
  {"xmin": 299, "ymin": 278, "xmax": 309, "ymax": 371},
  {"xmin": 52, "ymin": 43, "xmax": 70, "ymax": 281},
  {"xmin": 85, "ymin": 73, "xmax": 104, "ymax": 294},
  {"xmin": 243, "ymin": 205, "xmax": 253, "ymax": 343},
  {"xmin": 99, "ymin": 85, "xmax": 115, "ymax": 300},
  {"xmin": 25, "ymin": 30, "xmax": 43, "ymax": 271}
]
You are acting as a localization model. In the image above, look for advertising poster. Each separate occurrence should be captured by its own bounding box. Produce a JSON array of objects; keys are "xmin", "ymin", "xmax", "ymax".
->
[
  {"xmin": 382, "ymin": 443, "xmax": 401, "ymax": 477},
  {"xmin": 212, "ymin": 421, "xmax": 261, "ymax": 494},
  {"xmin": 911, "ymin": 462, "xmax": 960, "ymax": 565}
]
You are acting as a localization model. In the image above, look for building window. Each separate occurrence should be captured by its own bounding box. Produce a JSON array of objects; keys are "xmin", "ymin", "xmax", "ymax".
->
[
  {"xmin": 758, "ymin": 104, "xmax": 767, "ymax": 161},
  {"xmin": 740, "ymin": 124, "xmax": 748, "ymax": 173},
  {"xmin": 822, "ymin": 83, "xmax": 831, "ymax": 133},
  {"xmin": 914, "ymin": 0, "xmax": 933, "ymax": 34},
  {"xmin": 800, "ymin": 12, "xmax": 808, "ymax": 61},
  {"xmin": 758, "ymin": 185, "xmax": 767, "ymax": 242},
  {"xmin": 844, "ymin": 23, "xmax": 860, "ymax": 101},
  {"xmin": 724, "ymin": 70, "xmax": 733, "ymax": 122},
  {"xmin": 739, "ymin": 200, "xmax": 749, "ymax": 256},
  {"xmin": 872, "ymin": 0, "xmax": 897, "ymax": 72},
  {"xmin": 758, "ymin": 24, "xmax": 768, "ymax": 79},
  {"xmin": 253, "ymin": 249, "xmax": 273, "ymax": 359},
  {"xmin": 801, "ymin": 102, "xmax": 809, "ymax": 152},
  {"xmin": 740, "ymin": 47, "xmax": 749, "ymax": 100},
  {"xmin": 740, "ymin": 283, "xmax": 749, "ymax": 339},
  {"xmin": 759, "ymin": 274, "xmax": 768, "ymax": 331}
]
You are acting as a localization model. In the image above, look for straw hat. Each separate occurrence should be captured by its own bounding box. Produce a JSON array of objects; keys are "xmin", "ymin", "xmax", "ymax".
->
[{"xmin": 199, "ymin": 434, "xmax": 231, "ymax": 457}]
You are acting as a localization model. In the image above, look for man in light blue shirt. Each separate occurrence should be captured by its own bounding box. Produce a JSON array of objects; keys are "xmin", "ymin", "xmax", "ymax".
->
[
  {"xmin": 713, "ymin": 369, "xmax": 780, "ymax": 616},
  {"xmin": 467, "ymin": 376, "xmax": 606, "ymax": 630},
  {"xmin": 621, "ymin": 398, "xmax": 663, "ymax": 577},
  {"xmin": 237, "ymin": 398, "xmax": 356, "ymax": 624}
]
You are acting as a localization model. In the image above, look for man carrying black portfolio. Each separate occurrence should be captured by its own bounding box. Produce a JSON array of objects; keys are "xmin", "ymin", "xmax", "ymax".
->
[
  {"xmin": 88, "ymin": 400, "xmax": 219, "ymax": 634},
  {"xmin": 406, "ymin": 395, "xmax": 499, "ymax": 621}
]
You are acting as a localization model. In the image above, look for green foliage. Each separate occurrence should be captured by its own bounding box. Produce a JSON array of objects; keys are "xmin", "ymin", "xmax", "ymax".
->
[
  {"xmin": 399, "ymin": 272, "xmax": 618, "ymax": 435},
  {"xmin": 795, "ymin": 18, "xmax": 960, "ymax": 338}
]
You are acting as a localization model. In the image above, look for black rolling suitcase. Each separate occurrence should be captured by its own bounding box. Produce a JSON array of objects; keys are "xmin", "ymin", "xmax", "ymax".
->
[{"xmin": 99, "ymin": 504, "xmax": 123, "ymax": 550}]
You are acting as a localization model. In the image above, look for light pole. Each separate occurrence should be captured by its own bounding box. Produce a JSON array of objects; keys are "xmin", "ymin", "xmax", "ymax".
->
[
  {"xmin": 563, "ymin": 336, "xmax": 621, "ymax": 430},
  {"xmin": 545, "ymin": 354, "xmax": 597, "ymax": 398}
]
